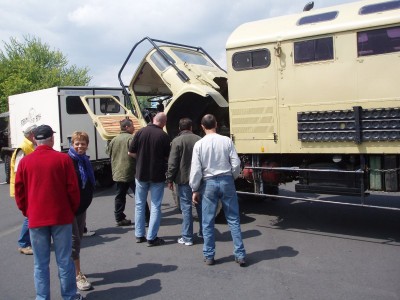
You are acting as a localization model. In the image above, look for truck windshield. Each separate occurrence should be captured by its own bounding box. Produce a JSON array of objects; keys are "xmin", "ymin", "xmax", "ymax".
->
[
  {"xmin": 150, "ymin": 50, "xmax": 175, "ymax": 72},
  {"xmin": 172, "ymin": 49, "xmax": 213, "ymax": 66}
]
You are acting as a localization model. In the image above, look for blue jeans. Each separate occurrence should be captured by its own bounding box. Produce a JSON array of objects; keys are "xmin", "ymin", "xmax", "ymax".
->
[
  {"xmin": 18, "ymin": 217, "xmax": 31, "ymax": 248},
  {"xmin": 30, "ymin": 224, "xmax": 77, "ymax": 300},
  {"xmin": 135, "ymin": 180, "xmax": 165, "ymax": 241},
  {"xmin": 178, "ymin": 183, "xmax": 202, "ymax": 242},
  {"xmin": 201, "ymin": 175, "xmax": 246, "ymax": 260}
]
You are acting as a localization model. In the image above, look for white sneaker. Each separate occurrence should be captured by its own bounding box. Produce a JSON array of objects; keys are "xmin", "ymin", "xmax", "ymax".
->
[
  {"xmin": 177, "ymin": 237, "xmax": 193, "ymax": 246},
  {"xmin": 76, "ymin": 272, "xmax": 92, "ymax": 291}
]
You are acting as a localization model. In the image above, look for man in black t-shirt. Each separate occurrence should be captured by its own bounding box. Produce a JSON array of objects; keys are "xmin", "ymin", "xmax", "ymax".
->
[{"xmin": 128, "ymin": 112, "xmax": 170, "ymax": 246}]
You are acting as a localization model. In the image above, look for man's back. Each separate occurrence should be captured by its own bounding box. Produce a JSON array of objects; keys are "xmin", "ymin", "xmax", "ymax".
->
[
  {"xmin": 190, "ymin": 133, "xmax": 240, "ymax": 192},
  {"xmin": 167, "ymin": 131, "xmax": 200, "ymax": 185},
  {"xmin": 130, "ymin": 124, "xmax": 170, "ymax": 182},
  {"xmin": 108, "ymin": 132, "xmax": 135, "ymax": 182}
]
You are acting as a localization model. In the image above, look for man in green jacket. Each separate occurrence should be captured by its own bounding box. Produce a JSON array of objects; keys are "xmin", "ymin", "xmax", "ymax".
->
[
  {"xmin": 166, "ymin": 118, "xmax": 202, "ymax": 246},
  {"xmin": 107, "ymin": 118, "xmax": 149, "ymax": 226}
]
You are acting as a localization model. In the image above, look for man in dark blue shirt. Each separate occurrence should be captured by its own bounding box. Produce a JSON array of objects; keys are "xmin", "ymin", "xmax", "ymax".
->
[{"xmin": 129, "ymin": 112, "xmax": 170, "ymax": 246}]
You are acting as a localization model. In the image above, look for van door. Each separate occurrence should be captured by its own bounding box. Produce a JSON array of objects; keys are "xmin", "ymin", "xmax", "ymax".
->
[
  {"xmin": 92, "ymin": 89, "xmax": 125, "ymax": 160},
  {"xmin": 59, "ymin": 88, "xmax": 97, "ymax": 159}
]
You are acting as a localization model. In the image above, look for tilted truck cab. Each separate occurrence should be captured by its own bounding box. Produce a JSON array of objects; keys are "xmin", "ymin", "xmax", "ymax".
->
[{"xmin": 118, "ymin": 37, "xmax": 230, "ymax": 139}]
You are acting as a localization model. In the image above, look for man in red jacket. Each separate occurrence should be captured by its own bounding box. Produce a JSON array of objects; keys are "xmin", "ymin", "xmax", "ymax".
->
[{"xmin": 15, "ymin": 125, "xmax": 83, "ymax": 300}]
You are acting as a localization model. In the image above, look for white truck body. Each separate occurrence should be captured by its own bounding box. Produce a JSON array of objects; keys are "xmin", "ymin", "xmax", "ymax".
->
[{"xmin": 7, "ymin": 86, "xmax": 126, "ymax": 185}]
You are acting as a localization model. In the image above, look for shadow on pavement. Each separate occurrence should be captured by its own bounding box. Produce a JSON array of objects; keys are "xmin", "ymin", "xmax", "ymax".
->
[
  {"xmin": 81, "ymin": 227, "xmax": 131, "ymax": 249},
  {"xmin": 85, "ymin": 278, "xmax": 161, "ymax": 300},
  {"xmin": 84, "ymin": 263, "xmax": 177, "ymax": 299},
  {"xmin": 217, "ymin": 245, "xmax": 299, "ymax": 266}
]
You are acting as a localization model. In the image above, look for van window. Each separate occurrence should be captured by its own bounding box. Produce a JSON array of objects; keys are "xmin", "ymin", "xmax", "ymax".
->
[
  {"xmin": 232, "ymin": 49, "xmax": 271, "ymax": 71},
  {"xmin": 297, "ymin": 11, "xmax": 338, "ymax": 25},
  {"xmin": 357, "ymin": 26, "xmax": 400, "ymax": 56},
  {"xmin": 294, "ymin": 37, "xmax": 334, "ymax": 63},
  {"xmin": 66, "ymin": 96, "xmax": 88, "ymax": 115},
  {"xmin": 359, "ymin": 0, "xmax": 400, "ymax": 15},
  {"xmin": 100, "ymin": 97, "xmax": 121, "ymax": 113},
  {"xmin": 151, "ymin": 50, "xmax": 175, "ymax": 71},
  {"xmin": 172, "ymin": 49, "xmax": 213, "ymax": 66}
]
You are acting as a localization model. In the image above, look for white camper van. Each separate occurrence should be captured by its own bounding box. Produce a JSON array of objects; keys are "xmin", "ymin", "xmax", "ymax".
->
[{"xmin": 4, "ymin": 86, "xmax": 133, "ymax": 186}]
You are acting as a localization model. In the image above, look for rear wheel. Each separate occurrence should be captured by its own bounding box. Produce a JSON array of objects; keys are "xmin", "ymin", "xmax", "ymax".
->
[
  {"xmin": 96, "ymin": 165, "xmax": 114, "ymax": 188},
  {"xmin": 4, "ymin": 154, "xmax": 11, "ymax": 184},
  {"xmin": 263, "ymin": 183, "xmax": 279, "ymax": 200}
]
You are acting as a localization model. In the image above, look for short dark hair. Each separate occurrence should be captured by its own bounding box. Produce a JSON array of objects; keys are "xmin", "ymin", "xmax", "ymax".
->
[
  {"xmin": 178, "ymin": 118, "xmax": 192, "ymax": 131},
  {"xmin": 120, "ymin": 118, "xmax": 133, "ymax": 131},
  {"xmin": 201, "ymin": 114, "xmax": 216, "ymax": 130}
]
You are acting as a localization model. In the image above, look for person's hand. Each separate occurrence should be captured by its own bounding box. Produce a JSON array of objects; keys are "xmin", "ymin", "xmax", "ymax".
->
[
  {"xmin": 192, "ymin": 192, "xmax": 200, "ymax": 205},
  {"xmin": 167, "ymin": 182, "xmax": 174, "ymax": 191}
]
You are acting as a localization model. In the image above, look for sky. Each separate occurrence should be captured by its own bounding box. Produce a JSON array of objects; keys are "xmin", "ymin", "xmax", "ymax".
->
[{"xmin": 0, "ymin": 0, "xmax": 356, "ymax": 87}]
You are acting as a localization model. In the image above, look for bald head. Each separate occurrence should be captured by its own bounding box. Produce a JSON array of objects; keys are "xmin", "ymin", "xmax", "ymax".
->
[{"xmin": 153, "ymin": 112, "xmax": 167, "ymax": 128}]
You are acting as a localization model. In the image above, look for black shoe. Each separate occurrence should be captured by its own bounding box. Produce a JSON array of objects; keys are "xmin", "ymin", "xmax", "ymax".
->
[
  {"xmin": 136, "ymin": 236, "xmax": 147, "ymax": 243},
  {"xmin": 83, "ymin": 230, "xmax": 96, "ymax": 237},
  {"xmin": 116, "ymin": 219, "xmax": 132, "ymax": 226},
  {"xmin": 147, "ymin": 237, "xmax": 165, "ymax": 247},
  {"xmin": 204, "ymin": 258, "xmax": 215, "ymax": 266},
  {"xmin": 235, "ymin": 257, "xmax": 246, "ymax": 267}
]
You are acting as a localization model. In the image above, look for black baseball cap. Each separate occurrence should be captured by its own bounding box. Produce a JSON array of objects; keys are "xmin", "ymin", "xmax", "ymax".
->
[{"xmin": 34, "ymin": 125, "xmax": 55, "ymax": 140}]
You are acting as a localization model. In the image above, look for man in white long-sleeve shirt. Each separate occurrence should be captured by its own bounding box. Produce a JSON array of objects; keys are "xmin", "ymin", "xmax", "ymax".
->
[{"xmin": 189, "ymin": 114, "xmax": 246, "ymax": 267}]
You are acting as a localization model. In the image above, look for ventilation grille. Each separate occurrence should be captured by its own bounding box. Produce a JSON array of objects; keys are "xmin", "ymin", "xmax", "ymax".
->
[{"xmin": 298, "ymin": 107, "xmax": 400, "ymax": 142}]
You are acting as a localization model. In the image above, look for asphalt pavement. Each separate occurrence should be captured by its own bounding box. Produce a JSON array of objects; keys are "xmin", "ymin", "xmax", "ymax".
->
[{"xmin": 1, "ymin": 161, "xmax": 400, "ymax": 300}]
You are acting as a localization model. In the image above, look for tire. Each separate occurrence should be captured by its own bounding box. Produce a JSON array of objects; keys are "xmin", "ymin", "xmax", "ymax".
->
[
  {"xmin": 96, "ymin": 165, "xmax": 114, "ymax": 188},
  {"xmin": 263, "ymin": 183, "xmax": 279, "ymax": 200},
  {"xmin": 4, "ymin": 154, "xmax": 11, "ymax": 184}
]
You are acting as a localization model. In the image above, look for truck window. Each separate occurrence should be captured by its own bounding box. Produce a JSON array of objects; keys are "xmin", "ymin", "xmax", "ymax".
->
[
  {"xmin": 294, "ymin": 37, "xmax": 334, "ymax": 64},
  {"xmin": 297, "ymin": 11, "xmax": 338, "ymax": 25},
  {"xmin": 66, "ymin": 96, "xmax": 88, "ymax": 115},
  {"xmin": 172, "ymin": 49, "xmax": 213, "ymax": 66},
  {"xmin": 359, "ymin": 0, "xmax": 400, "ymax": 15},
  {"xmin": 232, "ymin": 49, "xmax": 271, "ymax": 71},
  {"xmin": 357, "ymin": 26, "xmax": 400, "ymax": 56},
  {"xmin": 150, "ymin": 50, "xmax": 175, "ymax": 71},
  {"xmin": 100, "ymin": 97, "xmax": 121, "ymax": 113}
]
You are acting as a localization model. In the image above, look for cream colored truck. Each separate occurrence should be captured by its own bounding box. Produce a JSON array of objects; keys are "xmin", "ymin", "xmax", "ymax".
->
[
  {"xmin": 91, "ymin": 0, "xmax": 400, "ymax": 210},
  {"xmin": 225, "ymin": 0, "xmax": 400, "ymax": 209}
]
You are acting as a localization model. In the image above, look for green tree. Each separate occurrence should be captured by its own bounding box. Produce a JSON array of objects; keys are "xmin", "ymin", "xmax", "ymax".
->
[{"xmin": 0, "ymin": 36, "xmax": 92, "ymax": 112}]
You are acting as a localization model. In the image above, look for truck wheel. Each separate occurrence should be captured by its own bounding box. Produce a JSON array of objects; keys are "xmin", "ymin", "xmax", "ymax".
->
[
  {"xmin": 4, "ymin": 154, "xmax": 11, "ymax": 184},
  {"xmin": 96, "ymin": 165, "xmax": 114, "ymax": 188},
  {"xmin": 263, "ymin": 183, "xmax": 279, "ymax": 200}
]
